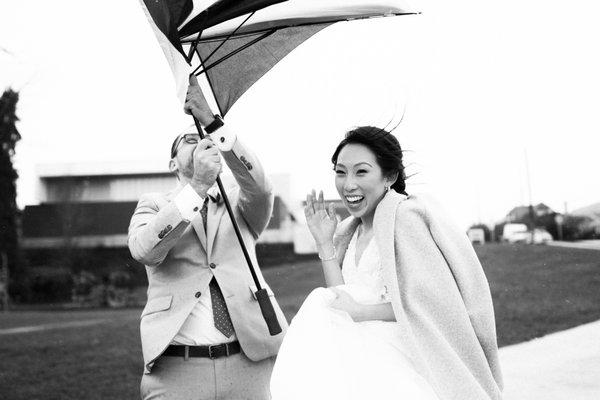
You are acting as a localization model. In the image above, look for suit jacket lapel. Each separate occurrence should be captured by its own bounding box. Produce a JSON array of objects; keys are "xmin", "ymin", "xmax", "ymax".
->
[{"xmin": 191, "ymin": 215, "xmax": 208, "ymax": 251}]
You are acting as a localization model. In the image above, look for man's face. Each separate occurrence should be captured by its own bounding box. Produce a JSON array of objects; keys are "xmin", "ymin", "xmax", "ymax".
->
[{"xmin": 171, "ymin": 133, "xmax": 200, "ymax": 180}]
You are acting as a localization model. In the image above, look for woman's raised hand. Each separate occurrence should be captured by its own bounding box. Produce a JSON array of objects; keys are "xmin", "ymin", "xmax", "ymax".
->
[{"xmin": 304, "ymin": 190, "xmax": 338, "ymax": 247}]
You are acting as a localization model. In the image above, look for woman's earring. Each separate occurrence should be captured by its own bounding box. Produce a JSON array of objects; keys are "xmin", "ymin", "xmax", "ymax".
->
[{"xmin": 384, "ymin": 185, "xmax": 390, "ymax": 192}]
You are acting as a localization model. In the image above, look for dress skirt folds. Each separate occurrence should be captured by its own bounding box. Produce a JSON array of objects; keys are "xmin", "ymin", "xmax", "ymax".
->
[{"xmin": 270, "ymin": 231, "xmax": 439, "ymax": 400}]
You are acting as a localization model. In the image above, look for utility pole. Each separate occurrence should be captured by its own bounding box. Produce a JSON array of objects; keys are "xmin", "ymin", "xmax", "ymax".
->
[{"xmin": 524, "ymin": 148, "xmax": 535, "ymax": 243}]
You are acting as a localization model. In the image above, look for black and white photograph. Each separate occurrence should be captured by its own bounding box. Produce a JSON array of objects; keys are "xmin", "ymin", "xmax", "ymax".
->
[{"xmin": 1, "ymin": 0, "xmax": 599, "ymax": 399}]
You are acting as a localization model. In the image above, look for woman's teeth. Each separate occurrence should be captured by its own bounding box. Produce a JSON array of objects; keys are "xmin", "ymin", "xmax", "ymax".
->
[{"xmin": 345, "ymin": 195, "xmax": 364, "ymax": 204}]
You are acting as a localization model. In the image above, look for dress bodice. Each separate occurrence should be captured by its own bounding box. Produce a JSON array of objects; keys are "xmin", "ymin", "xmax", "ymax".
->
[{"xmin": 341, "ymin": 229, "xmax": 390, "ymax": 304}]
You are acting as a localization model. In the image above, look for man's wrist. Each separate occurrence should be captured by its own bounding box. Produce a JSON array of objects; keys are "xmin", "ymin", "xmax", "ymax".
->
[
  {"xmin": 192, "ymin": 109, "xmax": 215, "ymax": 127},
  {"xmin": 189, "ymin": 180, "xmax": 211, "ymax": 198}
]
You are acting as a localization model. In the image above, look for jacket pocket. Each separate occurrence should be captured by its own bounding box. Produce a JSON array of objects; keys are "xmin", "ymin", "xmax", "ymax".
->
[{"xmin": 141, "ymin": 295, "xmax": 173, "ymax": 317}]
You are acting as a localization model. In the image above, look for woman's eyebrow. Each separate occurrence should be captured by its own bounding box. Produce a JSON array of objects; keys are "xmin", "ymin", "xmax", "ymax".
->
[{"xmin": 336, "ymin": 162, "xmax": 373, "ymax": 168}]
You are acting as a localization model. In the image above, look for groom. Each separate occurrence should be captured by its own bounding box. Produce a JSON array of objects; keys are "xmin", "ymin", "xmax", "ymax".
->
[{"xmin": 128, "ymin": 76, "xmax": 287, "ymax": 399}]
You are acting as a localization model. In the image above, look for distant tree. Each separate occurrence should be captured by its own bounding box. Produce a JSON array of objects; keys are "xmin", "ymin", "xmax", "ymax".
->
[
  {"xmin": 0, "ymin": 88, "xmax": 23, "ymax": 301},
  {"xmin": 535, "ymin": 212, "xmax": 560, "ymax": 239},
  {"xmin": 562, "ymin": 214, "xmax": 596, "ymax": 241}
]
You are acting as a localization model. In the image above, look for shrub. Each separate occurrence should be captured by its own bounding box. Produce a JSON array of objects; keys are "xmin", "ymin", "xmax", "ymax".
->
[{"xmin": 29, "ymin": 267, "xmax": 73, "ymax": 303}]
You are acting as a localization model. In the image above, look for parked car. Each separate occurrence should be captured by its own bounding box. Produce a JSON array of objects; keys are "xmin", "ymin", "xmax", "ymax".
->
[
  {"xmin": 504, "ymin": 224, "xmax": 553, "ymax": 244},
  {"xmin": 528, "ymin": 228, "xmax": 553, "ymax": 244},
  {"xmin": 502, "ymin": 223, "xmax": 528, "ymax": 242}
]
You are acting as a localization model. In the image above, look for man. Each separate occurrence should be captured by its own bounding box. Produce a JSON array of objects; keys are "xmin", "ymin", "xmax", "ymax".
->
[{"xmin": 129, "ymin": 76, "xmax": 287, "ymax": 399}]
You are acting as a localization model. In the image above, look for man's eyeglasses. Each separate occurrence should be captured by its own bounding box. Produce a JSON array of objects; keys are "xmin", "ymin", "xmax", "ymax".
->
[{"xmin": 171, "ymin": 134, "xmax": 200, "ymax": 158}]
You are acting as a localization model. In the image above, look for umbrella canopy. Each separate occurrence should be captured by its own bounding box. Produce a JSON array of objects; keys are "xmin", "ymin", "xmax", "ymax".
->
[{"xmin": 141, "ymin": 0, "xmax": 417, "ymax": 114}]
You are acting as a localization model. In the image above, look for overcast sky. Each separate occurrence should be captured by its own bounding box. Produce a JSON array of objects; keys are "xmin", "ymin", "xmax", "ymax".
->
[{"xmin": 1, "ymin": 0, "xmax": 599, "ymax": 229}]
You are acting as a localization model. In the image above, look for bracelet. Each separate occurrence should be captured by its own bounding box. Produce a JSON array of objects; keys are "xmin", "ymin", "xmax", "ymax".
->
[{"xmin": 318, "ymin": 248, "xmax": 337, "ymax": 261}]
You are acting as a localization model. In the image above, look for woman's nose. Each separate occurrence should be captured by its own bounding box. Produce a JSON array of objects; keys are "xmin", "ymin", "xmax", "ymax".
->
[{"xmin": 344, "ymin": 177, "xmax": 358, "ymax": 191}]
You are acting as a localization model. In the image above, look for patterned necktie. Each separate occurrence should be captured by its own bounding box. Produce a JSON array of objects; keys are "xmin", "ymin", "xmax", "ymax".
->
[
  {"xmin": 201, "ymin": 197, "xmax": 234, "ymax": 338},
  {"xmin": 209, "ymin": 279, "xmax": 235, "ymax": 337}
]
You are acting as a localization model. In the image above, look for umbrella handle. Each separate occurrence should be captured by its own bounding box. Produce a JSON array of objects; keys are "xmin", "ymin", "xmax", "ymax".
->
[{"xmin": 256, "ymin": 288, "xmax": 283, "ymax": 336}]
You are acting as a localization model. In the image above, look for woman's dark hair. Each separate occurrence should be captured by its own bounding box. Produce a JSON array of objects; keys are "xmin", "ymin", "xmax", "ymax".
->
[{"xmin": 331, "ymin": 126, "xmax": 407, "ymax": 195}]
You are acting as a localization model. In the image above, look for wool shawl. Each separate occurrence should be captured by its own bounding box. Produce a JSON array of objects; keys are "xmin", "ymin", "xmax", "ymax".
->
[{"xmin": 333, "ymin": 190, "xmax": 503, "ymax": 400}]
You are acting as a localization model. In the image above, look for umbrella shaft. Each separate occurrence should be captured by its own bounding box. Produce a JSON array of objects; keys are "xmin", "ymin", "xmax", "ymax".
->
[{"xmin": 192, "ymin": 117, "xmax": 263, "ymax": 291}]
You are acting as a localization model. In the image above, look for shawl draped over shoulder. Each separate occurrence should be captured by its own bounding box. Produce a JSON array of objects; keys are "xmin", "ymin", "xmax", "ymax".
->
[{"xmin": 333, "ymin": 190, "xmax": 503, "ymax": 400}]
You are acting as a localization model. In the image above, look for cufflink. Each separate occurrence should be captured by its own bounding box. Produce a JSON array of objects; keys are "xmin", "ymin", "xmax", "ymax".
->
[
  {"xmin": 158, "ymin": 225, "xmax": 173, "ymax": 239},
  {"xmin": 240, "ymin": 156, "xmax": 253, "ymax": 171}
]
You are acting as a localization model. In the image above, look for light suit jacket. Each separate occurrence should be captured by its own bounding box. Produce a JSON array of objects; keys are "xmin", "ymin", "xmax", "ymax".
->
[
  {"xmin": 128, "ymin": 139, "xmax": 288, "ymax": 373},
  {"xmin": 334, "ymin": 190, "xmax": 503, "ymax": 400}
]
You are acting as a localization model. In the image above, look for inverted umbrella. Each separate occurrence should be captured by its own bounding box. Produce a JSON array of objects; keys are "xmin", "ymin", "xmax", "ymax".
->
[{"xmin": 140, "ymin": 0, "xmax": 418, "ymax": 335}]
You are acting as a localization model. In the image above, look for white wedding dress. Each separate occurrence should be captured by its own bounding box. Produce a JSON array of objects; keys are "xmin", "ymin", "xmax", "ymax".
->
[{"xmin": 270, "ymin": 230, "xmax": 439, "ymax": 400}]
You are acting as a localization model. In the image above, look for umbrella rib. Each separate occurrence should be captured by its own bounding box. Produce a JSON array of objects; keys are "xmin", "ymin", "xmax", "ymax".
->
[
  {"xmin": 193, "ymin": 29, "xmax": 276, "ymax": 76},
  {"xmin": 190, "ymin": 11, "xmax": 256, "ymax": 76},
  {"xmin": 203, "ymin": 11, "xmax": 257, "ymax": 65},
  {"xmin": 184, "ymin": 12, "xmax": 418, "ymax": 44}
]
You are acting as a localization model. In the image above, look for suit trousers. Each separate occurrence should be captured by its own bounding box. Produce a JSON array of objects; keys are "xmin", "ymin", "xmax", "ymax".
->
[{"xmin": 140, "ymin": 352, "xmax": 275, "ymax": 400}]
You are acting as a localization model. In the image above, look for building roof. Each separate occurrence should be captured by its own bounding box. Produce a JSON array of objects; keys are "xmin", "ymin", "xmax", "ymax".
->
[
  {"xmin": 36, "ymin": 161, "xmax": 170, "ymax": 178},
  {"xmin": 572, "ymin": 202, "xmax": 600, "ymax": 221}
]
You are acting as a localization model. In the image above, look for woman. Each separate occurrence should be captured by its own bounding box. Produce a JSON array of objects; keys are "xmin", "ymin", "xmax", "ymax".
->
[{"xmin": 270, "ymin": 127, "xmax": 503, "ymax": 400}]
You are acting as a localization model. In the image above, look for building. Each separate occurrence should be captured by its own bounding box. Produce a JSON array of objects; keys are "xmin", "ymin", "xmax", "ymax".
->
[
  {"xmin": 22, "ymin": 162, "xmax": 296, "ymax": 271},
  {"xmin": 571, "ymin": 202, "xmax": 600, "ymax": 236},
  {"xmin": 505, "ymin": 203, "xmax": 555, "ymax": 223}
]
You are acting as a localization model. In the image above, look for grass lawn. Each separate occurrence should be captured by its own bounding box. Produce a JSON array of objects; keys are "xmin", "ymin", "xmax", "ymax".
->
[
  {"xmin": 1, "ymin": 244, "xmax": 598, "ymax": 399},
  {"xmin": 478, "ymin": 244, "xmax": 600, "ymax": 346}
]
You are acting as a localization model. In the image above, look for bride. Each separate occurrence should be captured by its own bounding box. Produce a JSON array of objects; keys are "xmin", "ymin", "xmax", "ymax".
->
[{"xmin": 270, "ymin": 126, "xmax": 503, "ymax": 400}]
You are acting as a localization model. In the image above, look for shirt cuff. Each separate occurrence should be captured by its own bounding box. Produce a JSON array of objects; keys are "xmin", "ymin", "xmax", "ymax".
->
[
  {"xmin": 208, "ymin": 123, "xmax": 236, "ymax": 152},
  {"xmin": 174, "ymin": 184, "xmax": 204, "ymax": 222}
]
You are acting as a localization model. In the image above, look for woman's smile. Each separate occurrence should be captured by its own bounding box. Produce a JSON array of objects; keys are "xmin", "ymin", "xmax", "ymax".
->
[{"xmin": 345, "ymin": 194, "xmax": 365, "ymax": 209}]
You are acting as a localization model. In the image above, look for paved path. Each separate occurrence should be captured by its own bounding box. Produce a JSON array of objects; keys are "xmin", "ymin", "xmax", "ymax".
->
[
  {"xmin": 500, "ymin": 320, "xmax": 600, "ymax": 399},
  {"xmin": 0, "ymin": 319, "xmax": 109, "ymax": 335},
  {"xmin": 547, "ymin": 240, "xmax": 600, "ymax": 251}
]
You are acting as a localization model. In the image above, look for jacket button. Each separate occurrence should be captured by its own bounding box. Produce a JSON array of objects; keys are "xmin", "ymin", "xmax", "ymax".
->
[
  {"xmin": 209, "ymin": 263, "xmax": 216, "ymax": 269},
  {"xmin": 195, "ymin": 291, "xmax": 201, "ymax": 298},
  {"xmin": 193, "ymin": 206, "xmax": 199, "ymax": 212}
]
